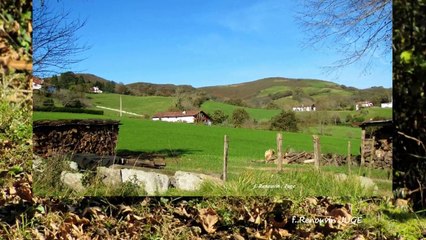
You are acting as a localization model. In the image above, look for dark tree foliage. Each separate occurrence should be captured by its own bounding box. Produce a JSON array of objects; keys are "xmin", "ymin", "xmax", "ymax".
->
[
  {"xmin": 211, "ymin": 110, "xmax": 228, "ymax": 125},
  {"xmin": 270, "ymin": 111, "xmax": 299, "ymax": 132},
  {"xmin": 231, "ymin": 108, "xmax": 250, "ymax": 127},
  {"xmin": 393, "ymin": 0, "xmax": 426, "ymax": 211}
]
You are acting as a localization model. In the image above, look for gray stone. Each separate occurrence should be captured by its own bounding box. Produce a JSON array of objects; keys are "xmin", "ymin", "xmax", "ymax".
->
[
  {"xmin": 357, "ymin": 176, "xmax": 378, "ymax": 193},
  {"xmin": 97, "ymin": 167, "xmax": 121, "ymax": 186},
  {"xmin": 32, "ymin": 155, "xmax": 44, "ymax": 173},
  {"xmin": 120, "ymin": 169, "xmax": 169, "ymax": 195},
  {"xmin": 172, "ymin": 171, "xmax": 223, "ymax": 191},
  {"xmin": 334, "ymin": 173, "xmax": 348, "ymax": 181},
  {"xmin": 60, "ymin": 171, "xmax": 85, "ymax": 193},
  {"xmin": 66, "ymin": 161, "xmax": 79, "ymax": 171}
]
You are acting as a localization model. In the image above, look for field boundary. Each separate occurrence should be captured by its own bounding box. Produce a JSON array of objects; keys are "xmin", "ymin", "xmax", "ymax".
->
[{"xmin": 96, "ymin": 105, "xmax": 145, "ymax": 117}]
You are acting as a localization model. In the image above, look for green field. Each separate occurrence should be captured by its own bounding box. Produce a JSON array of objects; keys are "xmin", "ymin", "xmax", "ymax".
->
[
  {"xmin": 88, "ymin": 93, "xmax": 176, "ymax": 117},
  {"xmin": 86, "ymin": 93, "xmax": 391, "ymax": 124},
  {"xmin": 201, "ymin": 100, "xmax": 281, "ymax": 122}
]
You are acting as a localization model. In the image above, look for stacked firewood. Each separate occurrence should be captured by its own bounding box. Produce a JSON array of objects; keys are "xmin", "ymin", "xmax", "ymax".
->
[
  {"xmin": 363, "ymin": 138, "xmax": 392, "ymax": 169},
  {"xmin": 33, "ymin": 119, "xmax": 120, "ymax": 157},
  {"xmin": 281, "ymin": 150, "xmax": 391, "ymax": 169}
]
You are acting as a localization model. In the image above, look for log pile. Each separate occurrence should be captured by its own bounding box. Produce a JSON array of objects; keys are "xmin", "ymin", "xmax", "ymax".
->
[
  {"xmin": 33, "ymin": 119, "xmax": 120, "ymax": 157},
  {"xmin": 279, "ymin": 150, "xmax": 391, "ymax": 169},
  {"xmin": 363, "ymin": 138, "xmax": 392, "ymax": 169}
]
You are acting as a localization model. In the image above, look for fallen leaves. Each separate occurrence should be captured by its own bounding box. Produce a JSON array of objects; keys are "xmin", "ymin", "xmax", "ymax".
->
[{"xmin": 198, "ymin": 208, "xmax": 219, "ymax": 234}]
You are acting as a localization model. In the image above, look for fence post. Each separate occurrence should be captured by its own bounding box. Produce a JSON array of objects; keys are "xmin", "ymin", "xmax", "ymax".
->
[
  {"xmin": 347, "ymin": 141, "xmax": 351, "ymax": 175},
  {"xmin": 313, "ymin": 135, "xmax": 320, "ymax": 170},
  {"xmin": 223, "ymin": 135, "xmax": 229, "ymax": 182},
  {"xmin": 360, "ymin": 129, "xmax": 366, "ymax": 166},
  {"xmin": 277, "ymin": 133, "xmax": 283, "ymax": 172}
]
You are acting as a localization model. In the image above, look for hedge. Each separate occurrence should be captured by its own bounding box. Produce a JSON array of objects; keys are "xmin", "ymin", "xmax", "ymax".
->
[{"xmin": 33, "ymin": 106, "xmax": 104, "ymax": 115}]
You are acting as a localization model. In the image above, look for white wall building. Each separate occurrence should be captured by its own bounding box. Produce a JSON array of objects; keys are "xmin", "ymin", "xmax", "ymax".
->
[
  {"xmin": 152, "ymin": 110, "xmax": 212, "ymax": 125},
  {"xmin": 381, "ymin": 102, "xmax": 392, "ymax": 108}
]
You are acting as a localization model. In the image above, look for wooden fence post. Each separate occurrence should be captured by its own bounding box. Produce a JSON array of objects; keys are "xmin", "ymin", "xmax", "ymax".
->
[
  {"xmin": 347, "ymin": 141, "xmax": 351, "ymax": 174},
  {"xmin": 360, "ymin": 129, "xmax": 366, "ymax": 166},
  {"xmin": 223, "ymin": 135, "xmax": 229, "ymax": 182},
  {"xmin": 277, "ymin": 133, "xmax": 283, "ymax": 172},
  {"xmin": 313, "ymin": 135, "xmax": 320, "ymax": 170}
]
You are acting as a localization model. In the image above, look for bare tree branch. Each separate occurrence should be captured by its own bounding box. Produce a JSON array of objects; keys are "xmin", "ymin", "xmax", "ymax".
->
[
  {"xmin": 296, "ymin": 0, "xmax": 391, "ymax": 70},
  {"xmin": 33, "ymin": 0, "xmax": 89, "ymax": 77}
]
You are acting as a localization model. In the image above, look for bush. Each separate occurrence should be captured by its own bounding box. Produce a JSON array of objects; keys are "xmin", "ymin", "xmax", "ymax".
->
[
  {"xmin": 33, "ymin": 106, "xmax": 104, "ymax": 115},
  {"xmin": 43, "ymin": 98, "xmax": 55, "ymax": 107},
  {"xmin": 211, "ymin": 110, "xmax": 228, "ymax": 124},
  {"xmin": 270, "ymin": 110, "xmax": 298, "ymax": 132},
  {"xmin": 231, "ymin": 108, "xmax": 250, "ymax": 127}
]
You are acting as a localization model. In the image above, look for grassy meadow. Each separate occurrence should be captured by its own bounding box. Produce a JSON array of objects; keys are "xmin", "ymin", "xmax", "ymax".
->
[{"xmin": 87, "ymin": 93, "xmax": 392, "ymax": 123}]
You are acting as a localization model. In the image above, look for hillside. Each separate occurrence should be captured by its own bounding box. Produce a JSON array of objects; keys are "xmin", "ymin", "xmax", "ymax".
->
[
  {"xmin": 200, "ymin": 77, "xmax": 340, "ymax": 100},
  {"xmin": 44, "ymin": 73, "xmax": 391, "ymax": 111},
  {"xmin": 200, "ymin": 77, "xmax": 391, "ymax": 110}
]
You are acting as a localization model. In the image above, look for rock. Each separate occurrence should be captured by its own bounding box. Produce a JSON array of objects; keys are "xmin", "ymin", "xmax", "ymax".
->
[
  {"xmin": 97, "ymin": 167, "xmax": 121, "ymax": 186},
  {"xmin": 335, "ymin": 173, "xmax": 348, "ymax": 181},
  {"xmin": 172, "ymin": 171, "xmax": 223, "ymax": 191},
  {"xmin": 32, "ymin": 155, "xmax": 44, "ymax": 173},
  {"xmin": 66, "ymin": 161, "xmax": 79, "ymax": 171},
  {"xmin": 357, "ymin": 176, "xmax": 378, "ymax": 193},
  {"xmin": 265, "ymin": 149, "xmax": 275, "ymax": 162},
  {"xmin": 120, "ymin": 169, "xmax": 169, "ymax": 195},
  {"xmin": 60, "ymin": 171, "xmax": 85, "ymax": 193}
]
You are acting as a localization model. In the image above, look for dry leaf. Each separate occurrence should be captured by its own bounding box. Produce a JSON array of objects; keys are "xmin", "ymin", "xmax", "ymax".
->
[
  {"xmin": 174, "ymin": 206, "xmax": 191, "ymax": 218},
  {"xmin": 14, "ymin": 181, "xmax": 33, "ymax": 202},
  {"xmin": 8, "ymin": 186, "xmax": 16, "ymax": 195},
  {"xmin": 328, "ymin": 208, "xmax": 352, "ymax": 222},
  {"xmin": 353, "ymin": 235, "xmax": 366, "ymax": 240},
  {"xmin": 199, "ymin": 208, "xmax": 219, "ymax": 234},
  {"xmin": 118, "ymin": 204, "xmax": 133, "ymax": 215},
  {"xmin": 278, "ymin": 228, "xmax": 291, "ymax": 237}
]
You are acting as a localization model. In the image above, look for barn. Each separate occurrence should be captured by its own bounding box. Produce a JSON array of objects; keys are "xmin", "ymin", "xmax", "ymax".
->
[{"xmin": 152, "ymin": 110, "xmax": 212, "ymax": 125}]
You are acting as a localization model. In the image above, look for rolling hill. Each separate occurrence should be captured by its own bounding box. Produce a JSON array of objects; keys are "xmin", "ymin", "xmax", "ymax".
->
[{"xmin": 47, "ymin": 73, "xmax": 391, "ymax": 111}]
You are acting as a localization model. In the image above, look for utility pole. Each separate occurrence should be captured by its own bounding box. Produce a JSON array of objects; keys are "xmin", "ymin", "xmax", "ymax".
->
[{"xmin": 120, "ymin": 95, "xmax": 122, "ymax": 117}]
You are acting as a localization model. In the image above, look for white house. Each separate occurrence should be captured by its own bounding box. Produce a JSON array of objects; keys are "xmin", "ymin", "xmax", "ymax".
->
[
  {"xmin": 355, "ymin": 101, "xmax": 373, "ymax": 111},
  {"xmin": 152, "ymin": 110, "xmax": 212, "ymax": 125},
  {"xmin": 32, "ymin": 77, "xmax": 43, "ymax": 90},
  {"xmin": 91, "ymin": 86, "xmax": 103, "ymax": 93},
  {"xmin": 292, "ymin": 104, "xmax": 316, "ymax": 112},
  {"xmin": 381, "ymin": 102, "xmax": 392, "ymax": 108}
]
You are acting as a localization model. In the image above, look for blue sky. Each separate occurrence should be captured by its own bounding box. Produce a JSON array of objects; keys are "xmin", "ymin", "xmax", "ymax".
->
[{"xmin": 36, "ymin": 0, "xmax": 392, "ymax": 89}]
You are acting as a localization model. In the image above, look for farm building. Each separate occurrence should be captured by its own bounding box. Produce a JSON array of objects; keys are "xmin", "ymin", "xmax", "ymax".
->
[
  {"xmin": 292, "ymin": 104, "xmax": 316, "ymax": 112},
  {"xmin": 32, "ymin": 77, "xmax": 43, "ymax": 90},
  {"xmin": 381, "ymin": 102, "xmax": 392, "ymax": 108},
  {"xmin": 90, "ymin": 86, "xmax": 103, "ymax": 93},
  {"xmin": 355, "ymin": 101, "xmax": 373, "ymax": 111},
  {"xmin": 152, "ymin": 110, "xmax": 212, "ymax": 125}
]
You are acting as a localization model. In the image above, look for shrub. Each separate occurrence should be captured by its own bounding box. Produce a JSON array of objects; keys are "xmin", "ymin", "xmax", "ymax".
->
[
  {"xmin": 231, "ymin": 108, "xmax": 250, "ymax": 127},
  {"xmin": 43, "ymin": 98, "xmax": 55, "ymax": 107},
  {"xmin": 270, "ymin": 110, "xmax": 298, "ymax": 132},
  {"xmin": 33, "ymin": 106, "xmax": 104, "ymax": 115},
  {"xmin": 211, "ymin": 110, "xmax": 228, "ymax": 124}
]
